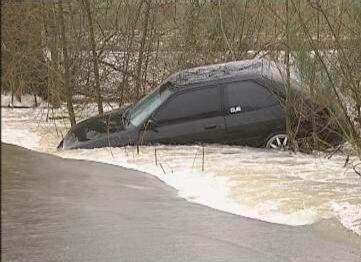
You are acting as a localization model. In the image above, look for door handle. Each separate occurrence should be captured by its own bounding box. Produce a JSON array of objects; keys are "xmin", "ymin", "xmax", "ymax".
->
[{"xmin": 204, "ymin": 124, "xmax": 217, "ymax": 130}]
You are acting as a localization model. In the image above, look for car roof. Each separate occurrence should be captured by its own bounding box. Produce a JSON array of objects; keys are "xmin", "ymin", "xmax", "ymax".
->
[{"xmin": 166, "ymin": 58, "xmax": 302, "ymax": 95}]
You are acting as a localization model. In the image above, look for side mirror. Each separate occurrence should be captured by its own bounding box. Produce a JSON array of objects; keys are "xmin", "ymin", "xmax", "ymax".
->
[{"xmin": 145, "ymin": 119, "xmax": 158, "ymax": 132}]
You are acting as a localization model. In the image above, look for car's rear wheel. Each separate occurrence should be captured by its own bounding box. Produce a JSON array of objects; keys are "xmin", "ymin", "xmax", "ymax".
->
[{"xmin": 266, "ymin": 134, "xmax": 289, "ymax": 151}]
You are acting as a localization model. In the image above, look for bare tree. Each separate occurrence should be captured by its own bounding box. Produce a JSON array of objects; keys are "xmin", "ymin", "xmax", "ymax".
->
[
  {"xmin": 134, "ymin": 0, "xmax": 151, "ymax": 100},
  {"xmin": 82, "ymin": 0, "xmax": 103, "ymax": 114},
  {"xmin": 58, "ymin": 0, "xmax": 76, "ymax": 126}
]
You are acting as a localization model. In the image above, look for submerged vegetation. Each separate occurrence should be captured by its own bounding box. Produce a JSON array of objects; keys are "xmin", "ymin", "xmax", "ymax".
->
[{"xmin": 1, "ymin": 0, "xmax": 360, "ymax": 158}]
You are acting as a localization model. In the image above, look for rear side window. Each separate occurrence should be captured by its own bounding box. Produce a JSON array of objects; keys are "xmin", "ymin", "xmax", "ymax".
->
[
  {"xmin": 154, "ymin": 87, "xmax": 220, "ymax": 122},
  {"xmin": 224, "ymin": 81, "xmax": 279, "ymax": 112}
]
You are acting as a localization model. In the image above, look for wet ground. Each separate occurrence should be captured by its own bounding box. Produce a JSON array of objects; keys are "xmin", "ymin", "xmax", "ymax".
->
[{"xmin": 1, "ymin": 144, "xmax": 360, "ymax": 261}]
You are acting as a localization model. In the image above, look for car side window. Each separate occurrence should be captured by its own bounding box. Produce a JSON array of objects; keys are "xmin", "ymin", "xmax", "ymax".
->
[
  {"xmin": 224, "ymin": 81, "xmax": 279, "ymax": 113},
  {"xmin": 154, "ymin": 86, "xmax": 220, "ymax": 123}
]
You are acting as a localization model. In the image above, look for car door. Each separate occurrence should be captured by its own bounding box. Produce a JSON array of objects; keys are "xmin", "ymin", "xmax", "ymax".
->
[
  {"xmin": 223, "ymin": 80, "xmax": 285, "ymax": 146},
  {"xmin": 142, "ymin": 85, "xmax": 226, "ymax": 145}
]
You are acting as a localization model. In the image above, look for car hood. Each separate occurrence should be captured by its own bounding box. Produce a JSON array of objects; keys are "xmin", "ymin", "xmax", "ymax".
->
[{"xmin": 59, "ymin": 105, "xmax": 131, "ymax": 149}]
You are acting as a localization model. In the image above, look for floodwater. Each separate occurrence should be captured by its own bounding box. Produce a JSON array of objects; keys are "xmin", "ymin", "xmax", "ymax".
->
[
  {"xmin": 57, "ymin": 144, "xmax": 361, "ymax": 237},
  {"xmin": 2, "ymin": 144, "xmax": 361, "ymax": 261},
  {"xmin": 2, "ymin": 106, "xmax": 361, "ymax": 237}
]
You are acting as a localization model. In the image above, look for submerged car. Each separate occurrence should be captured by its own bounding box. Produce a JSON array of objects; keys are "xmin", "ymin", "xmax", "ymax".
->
[{"xmin": 58, "ymin": 59, "xmax": 340, "ymax": 150}]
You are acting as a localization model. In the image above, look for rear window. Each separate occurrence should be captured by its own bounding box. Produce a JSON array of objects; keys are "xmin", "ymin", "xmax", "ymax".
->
[{"xmin": 224, "ymin": 81, "xmax": 278, "ymax": 112}]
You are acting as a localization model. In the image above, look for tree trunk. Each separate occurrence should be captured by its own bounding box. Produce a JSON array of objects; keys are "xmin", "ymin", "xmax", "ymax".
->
[
  {"xmin": 58, "ymin": 0, "xmax": 76, "ymax": 127},
  {"xmin": 44, "ymin": 1, "xmax": 61, "ymax": 108},
  {"xmin": 118, "ymin": 0, "xmax": 144, "ymax": 106},
  {"xmin": 34, "ymin": 94, "xmax": 38, "ymax": 107},
  {"xmin": 83, "ymin": 0, "xmax": 103, "ymax": 114},
  {"xmin": 284, "ymin": 0, "xmax": 296, "ymax": 150},
  {"xmin": 135, "ymin": 0, "xmax": 151, "ymax": 100},
  {"xmin": 11, "ymin": 88, "xmax": 14, "ymax": 107}
]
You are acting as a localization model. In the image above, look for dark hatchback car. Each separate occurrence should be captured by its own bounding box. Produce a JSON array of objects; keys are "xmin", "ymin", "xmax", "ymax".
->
[{"xmin": 58, "ymin": 59, "xmax": 339, "ymax": 150}]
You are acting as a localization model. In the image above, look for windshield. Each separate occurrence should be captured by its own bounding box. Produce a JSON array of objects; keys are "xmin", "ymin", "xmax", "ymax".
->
[{"xmin": 128, "ymin": 83, "xmax": 172, "ymax": 126}]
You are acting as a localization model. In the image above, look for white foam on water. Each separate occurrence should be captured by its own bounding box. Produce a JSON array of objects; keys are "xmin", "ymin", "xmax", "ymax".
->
[
  {"xmin": 1, "ymin": 128, "xmax": 41, "ymax": 150},
  {"xmin": 54, "ymin": 145, "xmax": 361, "ymax": 236},
  {"xmin": 331, "ymin": 202, "xmax": 361, "ymax": 236},
  {"xmin": 2, "ymin": 107, "xmax": 361, "ymax": 237}
]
